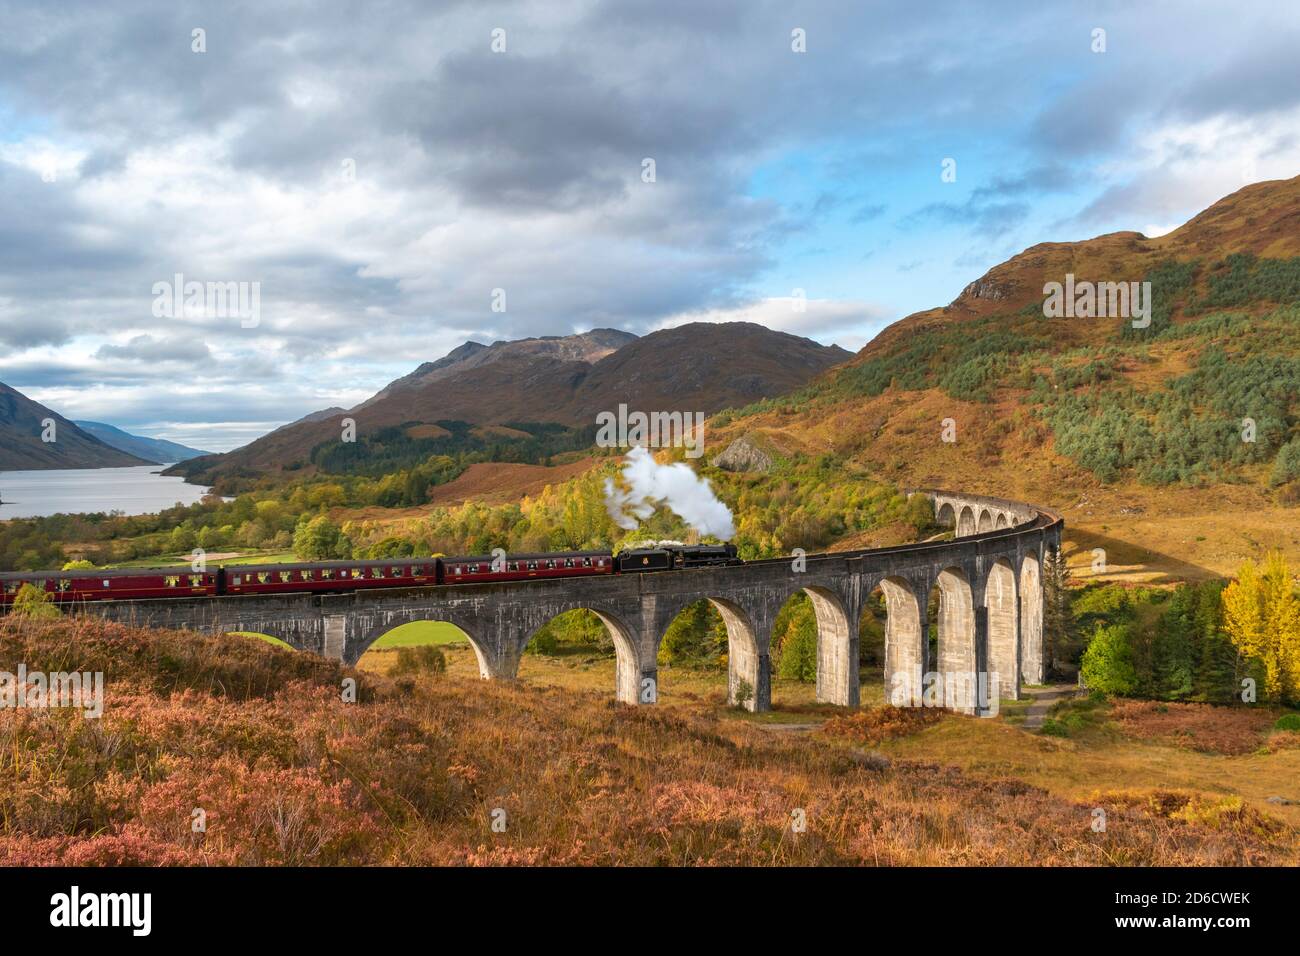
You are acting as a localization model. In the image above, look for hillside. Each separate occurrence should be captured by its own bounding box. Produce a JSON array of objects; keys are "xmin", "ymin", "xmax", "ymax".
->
[
  {"xmin": 167, "ymin": 323, "xmax": 849, "ymax": 490},
  {"xmin": 709, "ymin": 175, "xmax": 1300, "ymax": 580},
  {"xmin": 73, "ymin": 420, "xmax": 213, "ymax": 463},
  {"xmin": 0, "ymin": 382, "xmax": 148, "ymax": 471},
  {"xmin": 3, "ymin": 615, "xmax": 1293, "ymax": 865}
]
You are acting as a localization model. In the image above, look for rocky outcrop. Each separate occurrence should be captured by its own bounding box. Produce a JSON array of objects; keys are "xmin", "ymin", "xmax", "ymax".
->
[{"xmin": 711, "ymin": 435, "xmax": 773, "ymax": 473}]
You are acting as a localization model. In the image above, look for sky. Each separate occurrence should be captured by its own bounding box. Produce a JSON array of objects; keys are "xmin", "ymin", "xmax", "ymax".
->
[{"xmin": 0, "ymin": 0, "xmax": 1297, "ymax": 452}]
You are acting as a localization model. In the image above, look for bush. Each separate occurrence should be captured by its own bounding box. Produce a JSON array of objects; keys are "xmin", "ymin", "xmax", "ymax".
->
[
  {"xmin": 392, "ymin": 645, "xmax": 447, "ymax": 676},
  {"xmin": 1039, "ymin": 718, "xmax": 1069, "ymax": 737},
  {"xmin": 10, "ymin": 583, "xmax": 60, "ymax": 620},
  {"xmin": 1275, "ymin": 713, "xmax": 1300, "ymax": 732}
]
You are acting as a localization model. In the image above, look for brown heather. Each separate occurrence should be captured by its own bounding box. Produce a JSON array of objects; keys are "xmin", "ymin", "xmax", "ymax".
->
[{"xmin": 1, "ymin": 616, "xmax": 1297, "ymax": 866}]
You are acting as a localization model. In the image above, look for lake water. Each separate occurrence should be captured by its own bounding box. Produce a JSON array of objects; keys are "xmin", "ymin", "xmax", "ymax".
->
[{"xmin": 0, "ymin": 464, "xmax": 214, "ymax": 519}]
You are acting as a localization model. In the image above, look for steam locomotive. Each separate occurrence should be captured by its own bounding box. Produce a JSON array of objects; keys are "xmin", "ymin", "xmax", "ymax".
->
[{"xmin": 0, "ymin": 543, "xmax": 741, "ymax": 607}]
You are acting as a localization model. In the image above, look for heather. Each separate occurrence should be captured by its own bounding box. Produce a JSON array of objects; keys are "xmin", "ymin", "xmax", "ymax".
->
[{"xmin": 2, "ymin": 617, "xmax": 1297, "ymax": 866}]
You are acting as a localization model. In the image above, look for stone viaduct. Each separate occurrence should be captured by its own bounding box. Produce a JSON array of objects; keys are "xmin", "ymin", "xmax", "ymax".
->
[{"xmin": 78, "ymin": 491, "xmax": 1063, "ymax": 714}]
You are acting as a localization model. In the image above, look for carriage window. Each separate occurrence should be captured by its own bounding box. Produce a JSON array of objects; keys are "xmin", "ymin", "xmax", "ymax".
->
[
  {"xmin": 4, "ymin": 582, "xmax": 18, "ymax": 594},
  {"xmin": 299, "ymin": 569, "xmax": 313, "ymax": 581},
  {"xmin": 321, "ymin": 569, "xmax": 334, "ymax": 580},
  {"xmin": 370, "ymin": 567, "xmax": 384, "ymax": 579},
  {"xmin": 508, "ymin": 562, "xmax": 518, "ymax": 571},
  {"xmin": 453, "ymin": 565, "xmax": 462, "ymax": 575},
  {"xmin": 528, "ymin": 561, "xmax": 537, "ymax": 570},
  {"xmin": 278, "ymin": 571, "xmax": 292, "ymax": 583},
  {"xmin": 598, "ymin": 558, "xmax": 607, "ymax": 566},
  {"xmin": 164, "ymin": 576, "xmax": 179, "ymax": 587},
  {"xmin": 57, "ymin": 579, "xmax": 71, "ymax": 592},
  {"xmin": 189, "ymin": 575, "xmax": 203, "ymax": 587},
  {"xmin": 352, "ymin": 569, "xmax": 364, "ymax": 579},
  {"xmin": 231, "ymin": 576, "xmax": 242, "ymax": 586},
  {"xmin": 391, "ymin": 567, "xmax": 404, "ymax": 577},
  {"xmin": 257, "ymin": 572, "xmax": 271, "ymax": 584}
]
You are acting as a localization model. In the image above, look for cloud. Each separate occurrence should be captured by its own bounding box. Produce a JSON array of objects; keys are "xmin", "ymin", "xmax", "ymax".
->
[
  {"xmin": 0, "ymin": 0, "xmax": 1296, "ymax": 449},
  {"xmin": 95, "ymin": 334, "xmax": 213, "ymax": 363}
]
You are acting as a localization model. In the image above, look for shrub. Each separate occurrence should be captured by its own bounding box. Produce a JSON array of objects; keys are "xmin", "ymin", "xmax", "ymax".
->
[
  {"xmin": 10, "ymin": 583, "xmax": 60, "ymax": 620},
  {"xmin": 1275, "ymin": 713, "xmax": 1300, "ymax": 732},
  {"xmin": 393, "ymin": 645, "xmax": 447, "ymax": 675},
  {"xmin": 1039, "ymin": 718, "xmax": 1069, "ymax": 737}
]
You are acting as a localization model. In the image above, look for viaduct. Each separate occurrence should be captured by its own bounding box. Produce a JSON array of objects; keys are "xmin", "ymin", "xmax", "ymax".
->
[{"xmin": 79, "ymin": 491, "xmax": 1063, "ymax": 714}]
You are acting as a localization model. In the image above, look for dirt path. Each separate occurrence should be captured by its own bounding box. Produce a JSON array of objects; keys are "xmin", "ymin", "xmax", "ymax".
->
[{"xmin": 1022, "ymin": 684, "xmax": 1080, "ymax": 730}]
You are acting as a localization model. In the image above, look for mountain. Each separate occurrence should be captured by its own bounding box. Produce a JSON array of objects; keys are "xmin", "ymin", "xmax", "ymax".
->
[
  {"xmin": 166, "ymin": 324, "xmax": 849, "ymax": 488},
  {"xmin": 73, "ymin": 421, "xmax": 214, "ymax": 464},
  {"xmin": 0, "ymin": 383, "xmax": 150, "ymax": 471},
  {"xmin": 708, "ymin": 174, "xmax": 1300, "ymax": 580}
]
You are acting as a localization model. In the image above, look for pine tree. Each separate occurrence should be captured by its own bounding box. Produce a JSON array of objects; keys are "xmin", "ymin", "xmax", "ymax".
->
[
  {"xmin": 1153, "ymin": 585, "xmax": 1195, "ymax": 700},
  {"xmin": 1042, "ymin": 549, "xmax": 1076, "ymax": 677}
]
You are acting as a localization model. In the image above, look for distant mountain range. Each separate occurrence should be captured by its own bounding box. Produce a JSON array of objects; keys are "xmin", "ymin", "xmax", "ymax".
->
[
  {"xmin": 73, "ymin": 421, "xmax": 213, "ymax": 464},
  {"xmin": 166, "ymin": 322, "xmax": 851, "ymax": 487},
  {"xmin": 0, "ymin": 383, "xmax": 148, "ymax": 470}
]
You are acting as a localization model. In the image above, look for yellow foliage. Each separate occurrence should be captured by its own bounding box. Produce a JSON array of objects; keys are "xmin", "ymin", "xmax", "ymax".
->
[{"xmin": 1222, "ymin": 551, "xmax": 1300, "ymax": 702}]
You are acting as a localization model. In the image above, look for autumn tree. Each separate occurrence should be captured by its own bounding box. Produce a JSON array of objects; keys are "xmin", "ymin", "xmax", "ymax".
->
[{"xmin": 1222, "ymin": 551, "xmax": 1300, "ymax": 704}]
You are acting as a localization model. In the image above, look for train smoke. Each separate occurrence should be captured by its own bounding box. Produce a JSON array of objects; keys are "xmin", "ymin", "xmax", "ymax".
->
[{"xmin": 604, "ymin": 446, "xmax": 735, "ymax": 540}]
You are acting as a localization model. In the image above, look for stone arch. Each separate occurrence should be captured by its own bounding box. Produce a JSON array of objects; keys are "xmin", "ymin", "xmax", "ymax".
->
[
  {"xmin": 875, "ymin": 576, "xmax": 924, "ymax": 706},
  {"xmin": 526, "ymin": 606, "xmax": 643, "ymax": 705},
  {"xmin": 804, "ymin": 585, "xmax": 856, "ymax": 707},
  {"xmin": 994, "ymin": 513, "xmax": 1009, "ymax": 529},
  {"xmin": 1019, "ymin": 553, "xmax": 1044, "ymax": 685},
  {"xmin": 985, "ymin": 559, "xmax": 1020, "ymax": 701},
  {"xmin": 933, "ymin": 567, "xmax": 978, "ymax": 714},
  {"xmin": 977, "ymin": 509, "xmax": 994, "ymax": 533},
  {"xmin": 768, "ymin": 585, "xmax": 855, "ymax": 709},
  {"xmin": 704, "ymin": 596, "xmax": 765, "ymax": 712},
  {"xmin": 957, "ymin": 505, "xmax": 977, "ymax": 537},
  {"xmin": 936, "ymin": 502, "xmax": 957, "ymax": 529}
]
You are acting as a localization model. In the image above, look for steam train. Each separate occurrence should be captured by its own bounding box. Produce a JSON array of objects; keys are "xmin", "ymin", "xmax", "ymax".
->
[{"xmin": 0, "ymin": 543, "xmax": 741, "ymax": 607}]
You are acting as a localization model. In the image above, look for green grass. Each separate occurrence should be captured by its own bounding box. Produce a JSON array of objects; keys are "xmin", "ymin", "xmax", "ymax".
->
[
  {"xmin": 105, "ymin": 550, "xmax": 300, "ymax": 569},
  {"xmin": 229, "ymin": 631, "xmax": 295, "ymax": 650},
  {"xmin": 370, "ymin": 620, "xmax": 470, "ymax": 648}
]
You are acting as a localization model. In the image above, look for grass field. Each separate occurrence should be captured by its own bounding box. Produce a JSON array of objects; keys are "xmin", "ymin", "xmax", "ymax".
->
[
  {"xmin": 106, "ymin": 550, "xmax": 300, "ymax": 568},
  {"xmin": 229, "ymin": 631, "xmax": 294, "ymax": 650}
]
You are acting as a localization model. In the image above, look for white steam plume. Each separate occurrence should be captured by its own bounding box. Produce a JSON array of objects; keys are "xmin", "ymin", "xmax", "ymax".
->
[{"xmin": 603, "ymin": 446, "xmax": 735, "ymax": 540}]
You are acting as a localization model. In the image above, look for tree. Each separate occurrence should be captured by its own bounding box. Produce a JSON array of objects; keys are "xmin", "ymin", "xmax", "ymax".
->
[
  {"xmin": 292, "ymin": 515, "xmax": 348, "ymax": 561},
  {"xmin": 11, "ymin": 582, "xmax": 60, "ymax": 620},
  {"xmin": 61, "ymin": 559, "xmax": 94, "ymax": 571},
  {"xmin": 1222, "ymin": 551, "xmax": 1300, "ymax": 704},
  {"xmin": 1080, "ymin": 624, "xmax": 1138, "ymax": 694},
  {"xmin": 658, "ymin": 600, "xmax": 727, "ymax": 666},
  {"xmin": 776, "ymin": 615, "xmax": 818, "ymax": 682},
  {"xmin": 1042, "ymin": 549, "xmax": 1076, "ymax": 677}
]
